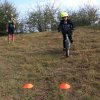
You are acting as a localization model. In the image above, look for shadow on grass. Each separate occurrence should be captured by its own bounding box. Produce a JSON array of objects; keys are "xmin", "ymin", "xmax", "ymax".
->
[{"xmin": 37, "ymin": 48, "xmax": 62, "ymax": 56}]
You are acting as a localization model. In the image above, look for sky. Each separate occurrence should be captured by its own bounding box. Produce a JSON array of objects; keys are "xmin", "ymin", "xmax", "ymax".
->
[{"xmin": 1, "ymin": 0, "xmax": 100, "ymax": 17}]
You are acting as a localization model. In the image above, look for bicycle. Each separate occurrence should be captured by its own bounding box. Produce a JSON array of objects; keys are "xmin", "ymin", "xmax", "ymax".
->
[{"xmin": 64, "ymin": 33, "xmax": 71, "ymax": 57}]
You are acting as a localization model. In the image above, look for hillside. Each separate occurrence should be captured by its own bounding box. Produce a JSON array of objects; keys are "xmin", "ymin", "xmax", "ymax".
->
[{"xmin": 0, "ymin": 27, "xmax": 100, "ymax": 100}]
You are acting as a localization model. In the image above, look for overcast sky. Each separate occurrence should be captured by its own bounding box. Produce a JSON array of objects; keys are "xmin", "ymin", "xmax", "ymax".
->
[{"xmin": 1, "ymin": 0, "xmax": 100, "ymax": 17}]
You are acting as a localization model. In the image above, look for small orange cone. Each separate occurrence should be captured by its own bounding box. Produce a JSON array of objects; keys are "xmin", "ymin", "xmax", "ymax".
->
[
  {"xmin": 23, "ymin": 83, "xmax": 33, "ymax": 89},
  {"xmin": 59, "ymin": 83, "xmax": 70, "ymax": 90}
]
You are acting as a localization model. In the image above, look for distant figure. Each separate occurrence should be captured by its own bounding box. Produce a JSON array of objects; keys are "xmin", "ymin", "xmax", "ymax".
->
[
  {"xmin": 58, "ymin": 11, "xmax": 74, "ymax": 50},
  {"xmin": 6, "ymin": 14, "xmax": 16, "ymax": 43}
]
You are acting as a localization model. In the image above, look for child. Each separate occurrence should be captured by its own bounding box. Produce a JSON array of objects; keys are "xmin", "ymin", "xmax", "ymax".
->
[
  {"xmin": 58, "ymin": 11, "xmax": 74, "ymax": 50},
  {"xmin": 6, "ymin": 14, "xmax": 16, "ymax": 43}
]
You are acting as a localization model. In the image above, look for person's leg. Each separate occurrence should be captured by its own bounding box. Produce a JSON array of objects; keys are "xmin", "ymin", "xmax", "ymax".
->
[
  {"xmin": 62, "ymin": 33, "xmax": 66, "ymax": 50},
  {"xmin": 8, "ymin": 28, "xmax": 11, "ymax": 43},
  {"xmin": 11, "ymin": 27, "xmax": 15, "ymax": 42},
  {"xmin": 8, "ymin": 34, "xmax": 11, "ymax": 43},
  {"xmin": 12, "ymin": 34, "xmax": 15, "ymax": 42},
  {"xmin": 68, "ymin": 31, "xmax": 73, "ymax": 43}
]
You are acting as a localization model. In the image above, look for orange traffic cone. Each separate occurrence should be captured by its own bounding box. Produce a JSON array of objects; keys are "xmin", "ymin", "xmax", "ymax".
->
[
  {"xmin": 23, "ymin": 83, "xmax": 34, "ymax": 89},
  {"xmin": 59, "ymin": 83, "xmax": 70, "ymax": 90}
]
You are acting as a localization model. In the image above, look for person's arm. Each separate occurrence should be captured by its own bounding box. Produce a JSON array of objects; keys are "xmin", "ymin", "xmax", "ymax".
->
[
  {"xmin": 6, "ymin": 22, "xmax": 8, "ymax": 32},
  {"xmin": 70, "ymin": 20, "xmax": 74, "ymax": 30},
  {"xmin": 11, "ymin": 18, "xmax": 16, "ymax": 28},
  {"xmin": 58, "ymin": 21, "xmax": 62, "ymax": 32}
]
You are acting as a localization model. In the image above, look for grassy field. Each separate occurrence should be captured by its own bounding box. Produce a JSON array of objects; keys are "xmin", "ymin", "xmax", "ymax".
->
[{"xmin": 0, "ymin": 27, "xmax": 100, "ymax": 100}]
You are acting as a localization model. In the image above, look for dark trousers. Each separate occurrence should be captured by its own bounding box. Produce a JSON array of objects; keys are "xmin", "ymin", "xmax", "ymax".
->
[{"xmin": 62, "ymin": 31, "xmax": 73, "ymax": 48}]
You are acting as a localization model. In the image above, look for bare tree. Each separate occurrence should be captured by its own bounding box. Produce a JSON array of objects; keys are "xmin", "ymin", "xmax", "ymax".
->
[
  {"xmin": 70, "ymin": 4, "xmax": 99, "ymax": 26},
  {"xmin": 27, "ymin": 0, "xmax": 59, "ymax": 32},
  {"xmin": 0, "ymin": 0, "xmax": 18, "ymax": 34}
]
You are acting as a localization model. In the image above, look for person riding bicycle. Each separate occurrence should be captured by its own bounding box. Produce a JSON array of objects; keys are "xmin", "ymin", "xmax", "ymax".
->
[
  {"xmin": 58, "ymin": 11, "xmax": 74, "ymax": 50},
  {"xmin": 6, "ymin": 14, "xmax": 16, "ymax": 43}
]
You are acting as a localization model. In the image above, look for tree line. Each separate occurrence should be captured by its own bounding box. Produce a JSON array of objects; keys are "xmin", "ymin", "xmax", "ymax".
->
[{"xmin": 0, "ymin": 0, "xmax": 100, "ymax": 34}]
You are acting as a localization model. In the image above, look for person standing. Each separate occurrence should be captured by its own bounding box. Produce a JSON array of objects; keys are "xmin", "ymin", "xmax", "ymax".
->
[{"xmin": 6, "ymin": 14, "xmax": 16, "ymax": 43}]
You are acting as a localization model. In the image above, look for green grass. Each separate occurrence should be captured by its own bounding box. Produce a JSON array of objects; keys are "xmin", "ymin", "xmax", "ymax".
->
[{"xmin": 0, "ymin": 27, "xmax": 100, "ymax": 100}]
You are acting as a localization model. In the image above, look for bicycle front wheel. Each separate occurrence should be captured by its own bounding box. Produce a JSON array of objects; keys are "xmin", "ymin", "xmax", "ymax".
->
[{"xmin": 65, "ymin": 49, "xmax": 69, "ymax": 57}]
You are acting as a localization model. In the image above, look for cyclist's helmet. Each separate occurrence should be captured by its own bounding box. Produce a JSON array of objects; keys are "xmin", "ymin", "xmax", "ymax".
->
[{"xmin": 61, "ymin": 11, "xmax": 68, "ymax": 18}]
